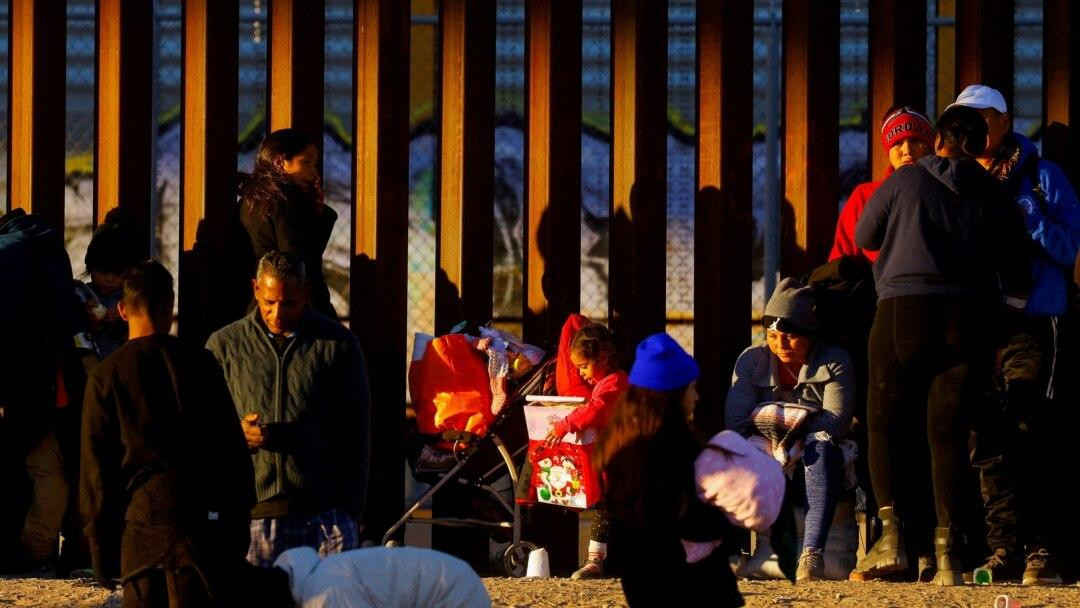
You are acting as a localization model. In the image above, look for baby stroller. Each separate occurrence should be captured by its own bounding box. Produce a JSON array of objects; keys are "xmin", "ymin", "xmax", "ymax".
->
[{"xmin": 382, "ymin": 330, "xmax": 555, "ymax": 577}]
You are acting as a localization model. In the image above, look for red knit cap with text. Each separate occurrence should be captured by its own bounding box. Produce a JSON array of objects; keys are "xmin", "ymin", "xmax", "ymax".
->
[{"xmin": 879, "ymin": 108, "xmax": 933, "ymax": 153}]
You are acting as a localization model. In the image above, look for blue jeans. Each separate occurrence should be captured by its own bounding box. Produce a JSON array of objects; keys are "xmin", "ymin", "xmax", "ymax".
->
[{"xmin": 798, "ymin": 440, "xmax": 843, "ymax": 551}]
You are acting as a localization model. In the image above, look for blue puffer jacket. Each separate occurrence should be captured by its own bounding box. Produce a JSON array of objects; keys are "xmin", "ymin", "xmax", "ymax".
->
[{"xmin": 1006, "ymin": 133, "xmax": 1080, "ymax": 316}]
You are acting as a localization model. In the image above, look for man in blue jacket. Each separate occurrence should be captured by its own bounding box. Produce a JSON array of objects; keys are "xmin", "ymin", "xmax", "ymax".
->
[{"xmin": 952, "ymin": 84, "xmax": 1080, "ymax": 586}]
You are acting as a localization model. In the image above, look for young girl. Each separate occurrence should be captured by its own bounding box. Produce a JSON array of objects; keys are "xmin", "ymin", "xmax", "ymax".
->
[
  {"xmin": 239, "ymin": 128, "xmax": 338, "ymax": 320},
  {"xmin": 594, "ymin": 333, "xmax": 742, "ymax": 607},
  {"xmin": 543, "ymin": 324, "xmax": 627, "ymax": 579},
  {"xmin": 74, "ymin": 208, "xmax": 139, "ymax": 359}
]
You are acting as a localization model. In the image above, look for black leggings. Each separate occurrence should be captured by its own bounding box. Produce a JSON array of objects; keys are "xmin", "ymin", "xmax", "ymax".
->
[{"xmin": 867, "ymin": 295, "xmax": 992, "ymax": 528}]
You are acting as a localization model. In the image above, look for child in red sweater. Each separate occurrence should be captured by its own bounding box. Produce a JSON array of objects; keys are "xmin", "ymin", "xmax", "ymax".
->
[{"xmin": 544, "ymin": 324, "xmax": 628, "ymax": 579}]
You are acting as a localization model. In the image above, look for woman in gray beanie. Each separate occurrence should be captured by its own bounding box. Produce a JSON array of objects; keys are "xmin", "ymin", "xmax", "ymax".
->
[{"xmin": 725, "ymin": 278, "xmax": 854, "ymax": 582}]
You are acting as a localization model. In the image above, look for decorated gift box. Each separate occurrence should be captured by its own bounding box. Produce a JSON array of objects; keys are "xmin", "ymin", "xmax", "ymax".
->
[{"xmin": 523, "ymin": 399, "xmax": 599, "ymax": 510}]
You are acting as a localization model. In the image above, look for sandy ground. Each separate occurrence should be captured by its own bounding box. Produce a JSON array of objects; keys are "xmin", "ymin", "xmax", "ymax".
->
[{"xmin": 4, "ymin": 576, "xmax": 1080, "ymax": 607}]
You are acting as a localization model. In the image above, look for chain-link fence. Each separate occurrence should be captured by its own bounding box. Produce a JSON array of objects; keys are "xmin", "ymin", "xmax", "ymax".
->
[
  {"xmin": 65, "ymin": 0, "xmax": 96, "ymax": 276},
  {"xmin": 1014, "ymin": 0, "xmax": 1043, "ymax": 144},
  {"xmin": 839, "ymin": 0, "xmax": 869, "ymax": 207},
  {"xmin": 667, "ymin": 0, "xmax": 695, "ymax": 353},
  {"xmin": 494, "ymin": 0, "xmax": 525, "ymax": 336},
  {"xmin": 580, "ymin": 1, "xmax": 610, "ymax": 328},
  {"xmin": 325, "ymin": 0, "xmax": 354, "ymax": 320},
  {"xmin": 238, "ymin": 0, "xmax": 268, "ymax": 168},
  {"xmin": 157, "ymin": 1, "xmax": 181, "ymax": 309},
  {"xmin": 752, "ymin": 1, "xmax": 780, "ymax": 339},
  {"xmin": 406, "ymin": 0, "xmax": 439, "ymax": 369}
]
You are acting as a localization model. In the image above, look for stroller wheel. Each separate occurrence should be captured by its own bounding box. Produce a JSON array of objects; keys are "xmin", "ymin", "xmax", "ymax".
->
[{"xmin": 503, "ymin": 541, "xmax": 540, "ymax": 577}]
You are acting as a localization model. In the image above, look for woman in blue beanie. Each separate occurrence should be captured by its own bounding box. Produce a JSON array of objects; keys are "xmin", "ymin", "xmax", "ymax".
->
[{"xmin": 593, "ymin": 333, "xmax": 743, "ymax": 607}]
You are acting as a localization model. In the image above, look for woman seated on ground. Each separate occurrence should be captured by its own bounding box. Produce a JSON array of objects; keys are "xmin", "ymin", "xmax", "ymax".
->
[{"xmin": 725, "ymin": 278, "xmax": 854, "ymax": 582}]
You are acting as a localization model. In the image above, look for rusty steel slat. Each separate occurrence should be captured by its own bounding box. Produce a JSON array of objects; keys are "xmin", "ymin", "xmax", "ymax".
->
[
  {"xmin": 523, "ymin": 0, "xmax": 582, "ymax": 345},
  {"xmin": 179, "ymin": 0, "xmax": 239, "ymax": 341},
  {"xmin": 8, "ymin": 0, "xmax": 65, "ymax": 230},
  {"xmin": 268, "ymin": 0, "xmax": 325, "ymax": 159},
  {"xmin": 609, "ymin": 0, "xmax": 667, "ymax": 351},
  {"xmin": 435, "ymin": 0, "xmax": 495, "ymax": 334},
  {"xmin": 782, "ymin": 0, "xmax": 839, "ymax": 279},
  {"xmin": 351, "ymin": 0, "xmax": 410, "ymax": 546},
  {"xmin": 95, "ymin": 0, "xmax": 154, "ymax": 257},
  {"xmin": 955, "ymin": 0, "xmax": 1014, "ymax": 110},
  {"xmin": 695, "ymin": 0, "xmax": 753, "ymax": 437},
  {"xmin": 869, "ymin": 0, "xmax": 927, "ymax": 180}
]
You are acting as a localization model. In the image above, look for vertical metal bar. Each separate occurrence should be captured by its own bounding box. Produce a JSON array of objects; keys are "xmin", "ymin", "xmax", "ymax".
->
[
  {"xmin": 609, "ymin": 0, "xmax": 667, "ymax": 350},
  {"xmin": 1043, "ymin": 0, "xmax": 1079, "ymax": 181},
  {"xmin": 179, "ymin": 0, "xmax": 239, "ymax": 341},
  {"xmin": 268, "ymin": 0, "xmax": 325, "ymax": 154},
  {"xmin": 8, "ymin": 0, "xmax": 66, "ymax": 231},
  {"xmin": 695, "ymin": 0, "xmax": 752, "ymax": 436},
  {"xmin": 435, "ymin": 0, "xmax": 495, "ymax": 334},
  {"xmin": 781, "ymin": 0, "xmax": 839, "ymax": 279},
  {"xmin": 955, "ymin": 0, "xmax": 1014, "ymax": 110},
  {"xmin": 936, "ymin": 0, "xmax": 956, "ymax": 116},
  {"xmin": 523, "ymin": 0, "xmax": 582, "ymax": 345},
  {"xmin": 869, "ymin": 0, "xmax": 927, "ymax": 180},
  {"xmin": 95, "ymin": 0, "xmax": 154, "ymax": 257},
  {"xmin": 352, "ymin": 0, "xmax": 410, "ymax": 545}
]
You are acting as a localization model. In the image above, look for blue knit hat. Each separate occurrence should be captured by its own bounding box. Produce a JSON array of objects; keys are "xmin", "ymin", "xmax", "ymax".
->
[{"xmin": 628, "ymin": 333, "xmax": 700, "ymax": 391}]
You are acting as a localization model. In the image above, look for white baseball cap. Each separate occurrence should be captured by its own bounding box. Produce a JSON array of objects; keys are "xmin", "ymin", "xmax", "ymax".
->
[{"xmin": 945, "ymin": 84, "xmax": 1008, "ymax": 114}]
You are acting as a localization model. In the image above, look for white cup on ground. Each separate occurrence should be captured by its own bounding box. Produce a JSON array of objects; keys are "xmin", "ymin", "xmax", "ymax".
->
[{"xmin": 525, "ymin": 547, "xmax": 551, "ymax": 578}]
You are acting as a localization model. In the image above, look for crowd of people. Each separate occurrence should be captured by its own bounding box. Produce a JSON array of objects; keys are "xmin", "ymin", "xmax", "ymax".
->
[{"xmin": 1, "ymin": 82, "xmax": 1079, "ymax": 608}]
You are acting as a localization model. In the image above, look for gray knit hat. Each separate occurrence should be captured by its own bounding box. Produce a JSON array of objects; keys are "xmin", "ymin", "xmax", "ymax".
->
[{"xmin": 762, "ymin": 277, "xmax": 817, "ymax": 334}]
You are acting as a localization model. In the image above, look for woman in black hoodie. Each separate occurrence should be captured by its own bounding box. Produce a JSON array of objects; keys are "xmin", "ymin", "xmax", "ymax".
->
[
  {"xmin": 851, "ymin": 106, "xmax": 1031, "ymax": 586},
  {"xmin": 239, "ymin": 129, "xmax": 338, "ymax": 320}
]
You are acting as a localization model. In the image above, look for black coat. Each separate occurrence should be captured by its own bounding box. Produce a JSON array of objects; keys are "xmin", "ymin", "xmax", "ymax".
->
[
  {"xmin": 239, "ymin": 183, "xmax": 338, "ymax": 319},
  {"xmin": 855, "ymin": 155, "xmax": 1031, "ymax": 302},
  {"xmin": 80, "ymin": 334, "xmax": 254, "ymax": 583},
  {"xmin": 605, "ymin": 437, "xmax": 743, "ymax": 607}
]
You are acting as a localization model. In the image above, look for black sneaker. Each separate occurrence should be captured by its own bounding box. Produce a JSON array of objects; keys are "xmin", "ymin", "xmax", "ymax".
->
[
  {"xmin": 1022, "ymin": 548, "xmax": 1063, "ymax": 586},
  {"xmin": 977, "ymin": 547, "xmax": 1024, "ymax": 583}
]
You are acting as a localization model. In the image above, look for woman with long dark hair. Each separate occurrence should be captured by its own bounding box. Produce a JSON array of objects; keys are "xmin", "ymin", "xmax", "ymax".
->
[
  {"xmin": 594, "ymin": 333, "xmax": 742, "ymax": 607},
  {"xmin": 239, "ymin": 128, "xmax": 337, "ymax": 319}
]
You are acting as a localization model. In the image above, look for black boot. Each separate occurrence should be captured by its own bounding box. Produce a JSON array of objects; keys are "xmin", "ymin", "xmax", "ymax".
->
[
  {"xmin": 853, "ymin": 506, "xmax": 908, "ymax": 578},
  {"xmin": 932, "ymin": 525, "xmax": 963, "ymax": 586}
]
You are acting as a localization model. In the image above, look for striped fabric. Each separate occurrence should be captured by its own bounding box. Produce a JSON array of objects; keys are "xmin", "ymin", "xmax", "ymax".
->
[
  {"xmin": 747, "ymin": 402, "xmax": 814, "ymax": 473},
  {"xmin": 247, "ymin": 508, "xmax": 359, "ymax": 568}
]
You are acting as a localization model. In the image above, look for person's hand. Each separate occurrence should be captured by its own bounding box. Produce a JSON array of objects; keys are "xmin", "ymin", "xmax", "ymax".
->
[
  {"xmin": 241, "ymin": 413, "xmax": 266, "ymax": 451},
  {"xmin": 545, "ymin": 427, "xmax": 566, "ymax": 448}
]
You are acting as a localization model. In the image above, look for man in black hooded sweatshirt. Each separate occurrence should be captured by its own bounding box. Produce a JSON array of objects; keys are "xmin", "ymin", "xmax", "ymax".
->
[
  {"xmin": 850, "ymin": 105, "xmax": 1031, "ymax": 586},
  {"xmin": 80, "ymin": 261, "xmax": 254, "ymax": 607}
]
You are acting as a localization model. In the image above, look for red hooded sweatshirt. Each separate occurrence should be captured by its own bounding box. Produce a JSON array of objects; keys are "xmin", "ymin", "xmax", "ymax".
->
[
  {"xmin": 555, "ymin": 314, "xmax": 593, "ymax": 399},
  {"xmin": 829, "ymin": 179, "xmax": 883, "ymax": 263}
]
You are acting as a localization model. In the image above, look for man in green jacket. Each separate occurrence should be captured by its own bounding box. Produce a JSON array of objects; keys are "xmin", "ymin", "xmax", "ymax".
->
[{"xmin": 206, "ymin": 251, "xmax": 371, "ymax": 567}]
